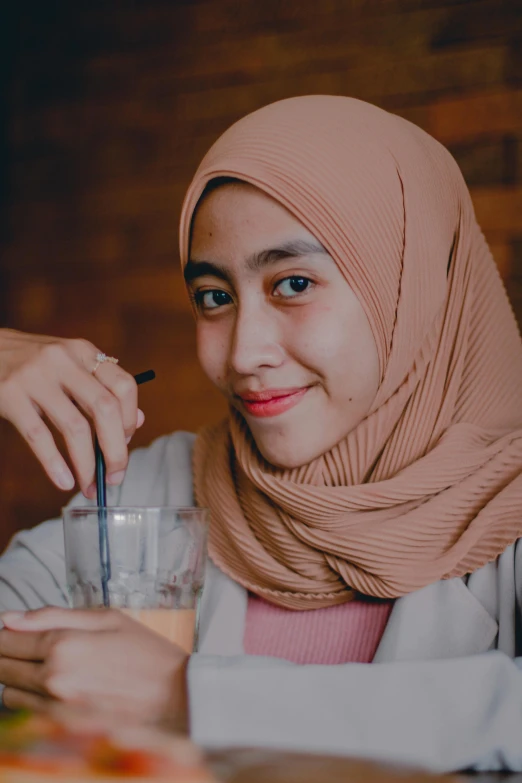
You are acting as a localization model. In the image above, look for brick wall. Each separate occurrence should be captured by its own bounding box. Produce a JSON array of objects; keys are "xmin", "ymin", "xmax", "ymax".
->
[{"xmin": 0, "ymin": 0, "xmax": 521, "ymax": 548}]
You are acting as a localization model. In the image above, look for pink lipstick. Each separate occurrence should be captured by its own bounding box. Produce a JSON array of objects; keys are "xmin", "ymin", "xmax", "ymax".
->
[{"xmin": 239, "ymin": 387, "xmax": 309, "ymax": 418}]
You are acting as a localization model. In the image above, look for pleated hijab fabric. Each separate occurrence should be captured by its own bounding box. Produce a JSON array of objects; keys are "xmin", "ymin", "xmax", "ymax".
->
[{"xmin": 179, "ymin": 95, "xmax": 522, "ymax": 609}]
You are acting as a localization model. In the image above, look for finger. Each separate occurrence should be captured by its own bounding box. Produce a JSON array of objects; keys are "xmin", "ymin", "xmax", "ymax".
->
[
  {"xmin": 59, "ymin": 364, "xmax": 129, "ymax": 484},
  {"xmin": 63, "ymin": 338, "xmax": 138, "ymax": 442},
  {"xmin": 31, "ymin": 387, "xmax": 95, "ymax": 495},
  {"xmin": 127, "ymin": 408, "xmax": 145, "ymax": 444},
  {"xmin": 0, "ymin": 658, "xmax": 47, "ymax": 695},
  {"xmin": 1, "ymin": 608, "xmax": 122, "ymax": 633},
  {"xmin": 2, "ymin": 686, "xmax": 52, "ymax": 712},
  {"xmin": 1, "ymin": 394, "xmax": 75, "ymax": 491},
  {"xmin": 29, "ymin": 338, "xmax": 128, "ymax": 487},
  {"xmin": 91, "ymin": 363, "xmax": 139, "ymax": 441},
  {"xmin": 0, "ymin": 629, "xmax": 54, "ymax": 661}
]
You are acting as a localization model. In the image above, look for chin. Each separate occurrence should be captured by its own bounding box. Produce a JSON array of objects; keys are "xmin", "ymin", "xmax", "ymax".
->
[{"xmin": 252, "ymin": 431, "xmax": 323, "ymax": 470}]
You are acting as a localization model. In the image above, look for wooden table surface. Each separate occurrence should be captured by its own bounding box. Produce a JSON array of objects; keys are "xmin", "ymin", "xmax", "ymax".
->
[
  {"xmin": 207, "ymin": 748, "xmax": 522, "ymax": 783},
  {"xmin": 0, "ymin": 705, "xmax": 518, "ymax": 782}
]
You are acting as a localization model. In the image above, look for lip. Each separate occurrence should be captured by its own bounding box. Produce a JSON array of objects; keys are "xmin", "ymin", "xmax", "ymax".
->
[{"xmin": 238, "ymin": 387, "xmax": 309, "ymax": 418}]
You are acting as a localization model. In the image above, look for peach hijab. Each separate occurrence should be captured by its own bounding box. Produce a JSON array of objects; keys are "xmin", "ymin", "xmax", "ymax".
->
[{"xmin": 179, "ymin": 95, "xmax": 522, "ymax": 609}]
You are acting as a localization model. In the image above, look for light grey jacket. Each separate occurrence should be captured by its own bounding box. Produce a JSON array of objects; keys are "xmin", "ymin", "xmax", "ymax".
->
[{"xmin": 1, "ymin": 432, "xmax": 522, "ymax": 772}]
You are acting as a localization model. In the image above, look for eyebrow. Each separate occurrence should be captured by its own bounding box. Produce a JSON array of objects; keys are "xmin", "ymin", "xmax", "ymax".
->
[{"xmin": 184, "ymin": 239, "xmax": 328, "ymax": 284}]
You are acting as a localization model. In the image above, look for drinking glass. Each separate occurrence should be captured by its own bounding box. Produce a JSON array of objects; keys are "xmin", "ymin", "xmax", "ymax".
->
[{"xmin": 63, "ymin": 506, "xmax": 209, "ymax": 653}]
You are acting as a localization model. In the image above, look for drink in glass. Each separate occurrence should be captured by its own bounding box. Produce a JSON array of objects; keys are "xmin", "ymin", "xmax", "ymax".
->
[{"xmin": 63, "ymin": 506, "xmax": 209, "ymax": 653}]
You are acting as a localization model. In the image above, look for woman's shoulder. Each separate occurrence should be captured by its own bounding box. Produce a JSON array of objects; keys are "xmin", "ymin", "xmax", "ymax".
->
[
  {"xmin": 128, "ymin": 430, "xmax": 196, "ymax": 472},
  {"xmin": 0, "ymin": 431, "xmax": 197, "ymax": 574},
  {"xmin": 121, "ymin": 430, "xmax": 197, "ymax": 507}
]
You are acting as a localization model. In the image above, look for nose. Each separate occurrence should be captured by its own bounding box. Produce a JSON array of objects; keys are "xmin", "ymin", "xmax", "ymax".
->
[{"xmin": 229, "ymin": 300, "xmax": 285, "ymax": 376}]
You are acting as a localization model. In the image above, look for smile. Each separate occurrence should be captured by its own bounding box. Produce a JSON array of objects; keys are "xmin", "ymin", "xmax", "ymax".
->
[{"xmin": 239, "ymin": 387, "xmax": 309, "ymax": 418}]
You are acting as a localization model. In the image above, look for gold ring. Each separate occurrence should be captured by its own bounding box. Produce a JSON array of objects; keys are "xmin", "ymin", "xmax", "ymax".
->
[{"xmin": 92, "ymin": 352, "xmax": 119, "ymax": 376}]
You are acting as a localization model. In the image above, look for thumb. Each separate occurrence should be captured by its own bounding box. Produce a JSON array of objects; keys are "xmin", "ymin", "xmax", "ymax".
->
[{"xmin": 1, "ymin": 607, "xmax": 119, "ymax": 632}]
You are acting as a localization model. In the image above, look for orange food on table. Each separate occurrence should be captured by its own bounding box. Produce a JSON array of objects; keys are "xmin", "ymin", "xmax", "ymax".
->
[{"xmin": 0, "ymin": 711, "xmax": 215, "ymax": 782}]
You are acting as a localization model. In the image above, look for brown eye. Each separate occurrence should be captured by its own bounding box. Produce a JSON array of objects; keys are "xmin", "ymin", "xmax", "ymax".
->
[
  {"xmin": 195, "ymin": 290, "xmax": 232, "ymax": 309},
  {"xmin": 275, "ymin": 276, "xmax": 311, "ymax": 297}
]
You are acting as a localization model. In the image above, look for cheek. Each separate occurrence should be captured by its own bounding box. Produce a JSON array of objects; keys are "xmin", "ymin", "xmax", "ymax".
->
[
  {"xmin": 286, "ymin": 304, "xmax": 346, "ymax": 366},
  {"xmin": 196, "ymin": 322, "xmax": 229, "ymax": 388},
  {"xmin": 287, "ymin": 303, "xmax": 379, "ymax": 396}
]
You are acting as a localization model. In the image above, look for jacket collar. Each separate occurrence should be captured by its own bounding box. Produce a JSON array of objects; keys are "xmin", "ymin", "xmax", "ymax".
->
[
  {"xmin": 373, "ymin": 577, "xmax": 498, "ymax": 662},
  {"xmin": 198, "ymin": 560, "xmax": 247, "ymax": 656},
  {"xmin": 198, "ymin": 562, "xmax": 499, "ymax": 662}
]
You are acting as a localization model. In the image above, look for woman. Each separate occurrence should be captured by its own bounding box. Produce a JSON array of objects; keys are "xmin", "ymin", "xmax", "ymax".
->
[{"xmin": 0, "ymin": 95, "xmax": 521, "ymax": 771}]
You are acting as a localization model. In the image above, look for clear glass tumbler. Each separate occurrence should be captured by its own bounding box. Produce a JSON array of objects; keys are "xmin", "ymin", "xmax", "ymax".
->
[{"xmin": 63, "ymin": 506, "xmax": 209, "ymax": 653}]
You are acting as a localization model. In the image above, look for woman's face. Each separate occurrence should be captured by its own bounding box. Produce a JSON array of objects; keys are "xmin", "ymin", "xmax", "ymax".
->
[{"xmin": 186, "ymin": 182, "xmax": 379, "ymax": 469}]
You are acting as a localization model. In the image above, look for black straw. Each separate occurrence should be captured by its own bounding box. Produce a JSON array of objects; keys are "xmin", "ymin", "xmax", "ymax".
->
[
  {"xmin": 96, "ymin": 369, "xmax": 156, "ymax": 607},
  {"xmin": 95, "ymin": 438, "xmax": 109, "ymax": 606}
]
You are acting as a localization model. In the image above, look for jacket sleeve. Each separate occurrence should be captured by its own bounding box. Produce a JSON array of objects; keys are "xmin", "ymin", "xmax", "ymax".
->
[
  {"xmin": 0, "ymin": 517, "xmax": 70, "ymax": 611},
  {"xmin": 187, "ymin": 650, "xmax": 522, "ymax": 773},
  {"xmin": 0, "ymin": 431, "xmax": 195, "ymax": 612},
  {"xmin": 0, "ymin": 485, "xmax": 126, "ymax": 612}
]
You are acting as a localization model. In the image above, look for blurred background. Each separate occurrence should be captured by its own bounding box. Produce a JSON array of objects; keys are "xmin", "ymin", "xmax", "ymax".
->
[{"xmin": 0, "ymin": 0, "xmax": 521, "ymax": 548}]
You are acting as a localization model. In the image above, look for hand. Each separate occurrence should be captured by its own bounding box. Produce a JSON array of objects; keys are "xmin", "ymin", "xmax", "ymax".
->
[
  {"xmin": 0, "ymin": 608, "xmax": 189, "ymax": 732},
  {"xmin": 0, "ymin": 329, "xmax": 144, "ymax": 497}
]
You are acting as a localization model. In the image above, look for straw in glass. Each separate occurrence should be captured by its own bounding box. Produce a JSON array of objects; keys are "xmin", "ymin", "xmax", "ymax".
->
[{"xmin": 95, "ymin": 369, "xmax": 156, "ymax": 607}]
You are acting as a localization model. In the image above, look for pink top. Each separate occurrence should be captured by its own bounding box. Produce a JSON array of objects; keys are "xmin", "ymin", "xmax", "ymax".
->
[{"xmin": 244, "ymin": 593, "xmax": 394, "ymax": 665}]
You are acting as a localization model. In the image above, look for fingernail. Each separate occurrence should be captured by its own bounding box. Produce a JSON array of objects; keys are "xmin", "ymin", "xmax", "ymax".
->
[
  {"xmin": 125, "ymin": 435, "xmax": 132, "ymax": 444},
  {"xmin": 107, "ymin": 470, "xmax": 125, "ymax": 485},
  {"xmin": 84, "ymin": 482, "xmax": 96, "ymax": 498},
  {"xmin": 1, "ymin": 612, "xmax": 25, "ymax": 625},
  {"xmin": 54, "ymin": 466, "xmax": 75, "ymax": 491},
  {"xmin": 137, "ymin": 409, "xmax": 145, "ymax": 428}
]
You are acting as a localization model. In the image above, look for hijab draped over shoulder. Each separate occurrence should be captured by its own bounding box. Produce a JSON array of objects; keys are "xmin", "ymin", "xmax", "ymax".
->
[{"xmin": 179, "ymin": 95, "xmax": 522, "ymax": 609}]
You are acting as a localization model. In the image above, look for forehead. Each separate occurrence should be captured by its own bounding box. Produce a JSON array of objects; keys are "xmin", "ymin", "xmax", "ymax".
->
[
  {"xmin": 186, "ymin": 184, "xmax": 330, "ymax": 283},
  {"xmin": 190, "ymin": 183, "xmax": 315, "ymax": 254}
]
